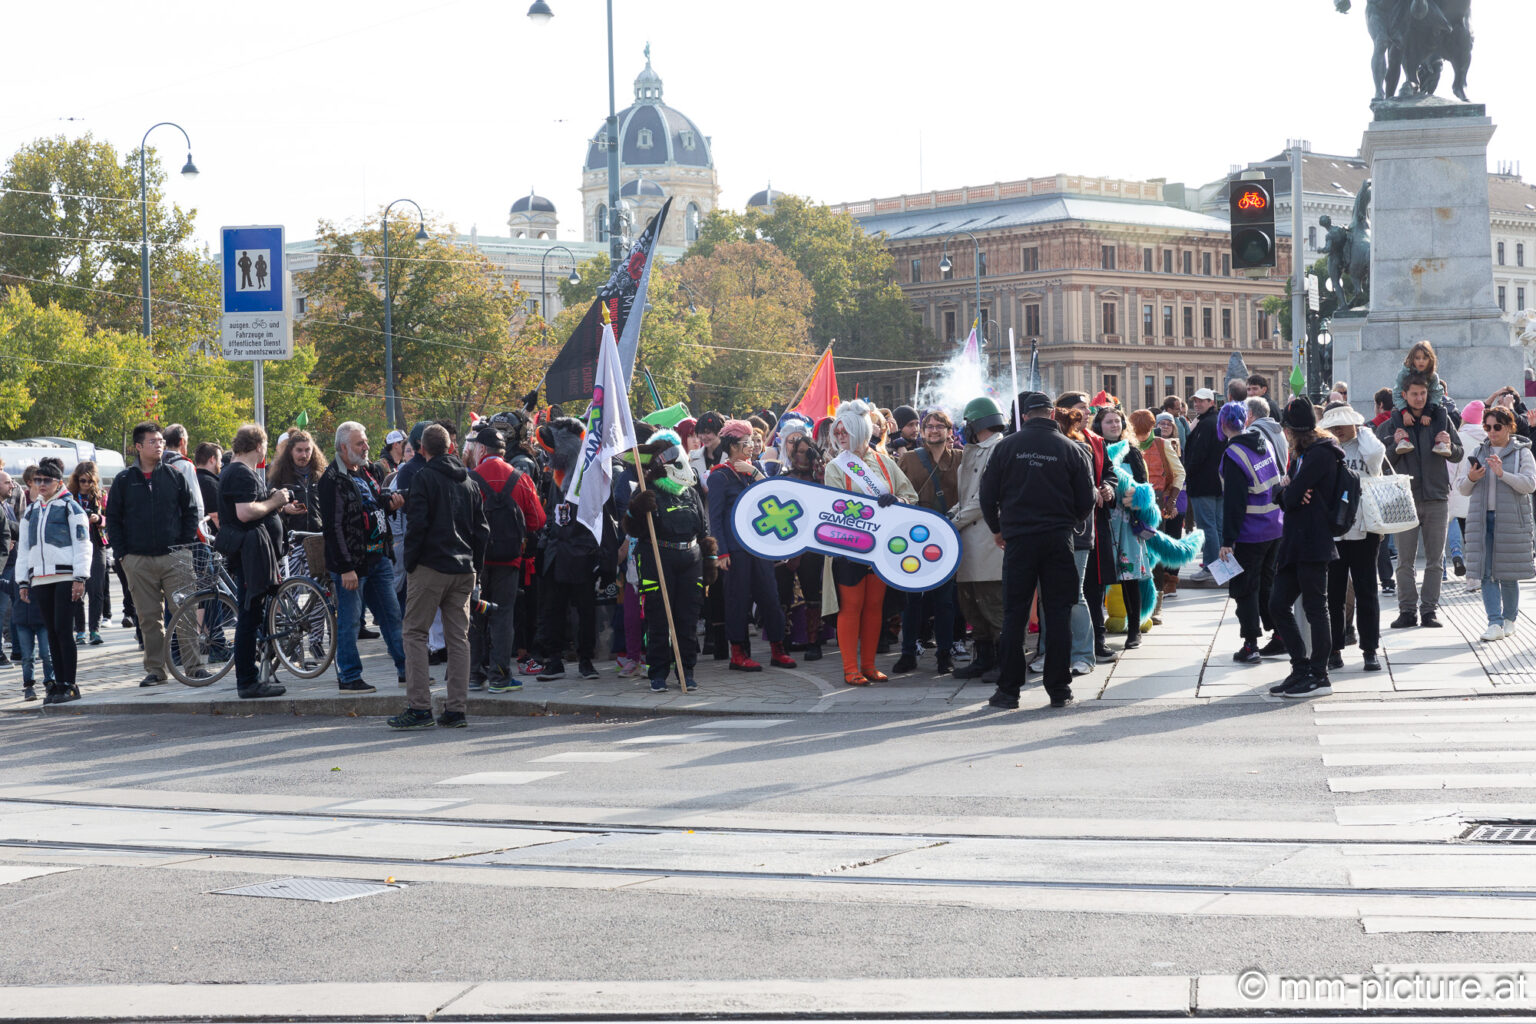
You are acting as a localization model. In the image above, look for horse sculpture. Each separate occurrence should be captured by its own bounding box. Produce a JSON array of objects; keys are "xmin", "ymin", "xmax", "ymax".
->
[{"xmin": 1336, "ymin": 0, "xmax": 1474, "ymax": 103}]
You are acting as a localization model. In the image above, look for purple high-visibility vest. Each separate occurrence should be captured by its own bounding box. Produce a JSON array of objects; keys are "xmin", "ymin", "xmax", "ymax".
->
[{"xmin": 1225, "ymin": 441, "xmax": 1284, "ymax": 543}]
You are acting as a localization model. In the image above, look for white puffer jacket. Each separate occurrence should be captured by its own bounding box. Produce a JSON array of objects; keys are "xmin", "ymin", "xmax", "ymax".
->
[
  {"xmin": 16, "ymin": 492, "xmax": 91, "ymax": 589},
  {"xmin": 1448, "ymin": 423, "xmax": 1487, "ymax": 519}
]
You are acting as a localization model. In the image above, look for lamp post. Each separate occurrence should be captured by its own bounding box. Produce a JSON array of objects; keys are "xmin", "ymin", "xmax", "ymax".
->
[
  {"xmin": 529, "ymin": 0, "xmax": 623, "ymax": 263},
  {"xmin": 539, "ymin": 244, "xmax": 581, "ymax": 321},
  {"xmin": 138, "ymin": 122, "xmax": 198, "ymax": 338},
  {"xmin": 939, "ymin": 231, "xmax": 983, "ymax": 349},
  {"xmin": 381, "ymin": 199, "xmax": 428, "ymax": 429}
]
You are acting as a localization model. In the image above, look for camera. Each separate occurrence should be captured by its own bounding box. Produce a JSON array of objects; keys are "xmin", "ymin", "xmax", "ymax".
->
[{"xmin": 470, "ymin": 587, "xmax": 500, "ymax": 615}]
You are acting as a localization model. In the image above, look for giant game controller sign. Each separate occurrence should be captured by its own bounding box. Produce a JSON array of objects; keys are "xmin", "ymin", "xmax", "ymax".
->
[{"xmin": 728, "ymin": 477, "xmax": 961, "ymax": 592}]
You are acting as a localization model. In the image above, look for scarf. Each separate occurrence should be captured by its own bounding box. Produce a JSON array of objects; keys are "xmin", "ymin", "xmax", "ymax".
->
[{"xmin": 834, "ymin": 450, "xmax": 890, "ymax": 497}]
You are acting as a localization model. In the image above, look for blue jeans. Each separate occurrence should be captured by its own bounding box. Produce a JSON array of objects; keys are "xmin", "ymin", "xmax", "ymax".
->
[
  {"xmin": 15, "ymin": 624, "xmax": 53, "ymax": 686},
  {"xmin": 1040, "ymin": 548, "xmax": 1093, "ymax": 665},
  {"xmin": 1190, "ymin": 495, "xmax": 1222, "ymax": 567},
  {"xmin": 901, "ymin": 578, "xmax": 955, "ymax": 656},
  {"xmin": 333, "ymin": 559, "xmax": 406, "ymax": 684},
  {"xmin": 1481, "ymin": 513, "xmax": 1520, "ymax": 627},
  {"xmin": 1446, "ymin": 517, "xmax": 1464, "ymax": 560}
]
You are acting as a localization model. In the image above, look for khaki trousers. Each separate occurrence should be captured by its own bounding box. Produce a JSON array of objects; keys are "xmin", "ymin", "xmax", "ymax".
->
[
  {"xmin": 123, "ymin": 551, "xmax": 195, "ymax": 681},
  {"xmin": 956, "ymin": 580, "xmax": 1004, "ymax": 643},
  {"xmin": 403, "ymin": 565, "xmax": 472, "ymax": 713}
]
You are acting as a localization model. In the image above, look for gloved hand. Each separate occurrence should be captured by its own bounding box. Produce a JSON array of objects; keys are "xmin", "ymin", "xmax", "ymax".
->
[
  {"xmin": 877, "ymin": 492, "xmax": 898, "ymax": 508},
  {"xmin": 629, "ymin": 489, "xmax": 657, "ymax": 517}
]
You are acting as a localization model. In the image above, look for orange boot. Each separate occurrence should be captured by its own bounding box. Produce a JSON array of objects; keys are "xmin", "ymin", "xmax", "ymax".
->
[
  {"xmin": 838, "ymin": 586, "xmax": 868, "ymax": 685},
  {"xmin": 858, "ymin": 577, "xmax": 889, "ymax": 681}
]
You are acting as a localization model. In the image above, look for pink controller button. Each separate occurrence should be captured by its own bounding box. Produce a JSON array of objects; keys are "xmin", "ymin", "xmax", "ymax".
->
[{"xmin": 814, "ymin": 523, "xmax": 875, "ymax": 554}]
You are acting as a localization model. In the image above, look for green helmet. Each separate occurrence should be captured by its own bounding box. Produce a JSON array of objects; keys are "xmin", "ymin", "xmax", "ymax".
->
[{"xmin": 963, "ymin": 396, "xmax": 1005, "ymax": 435}]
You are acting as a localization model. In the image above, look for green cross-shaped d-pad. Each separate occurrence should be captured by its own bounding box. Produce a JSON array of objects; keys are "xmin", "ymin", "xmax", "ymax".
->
[{"xmin": 753, "ymin": 496, "xmax": 803, "ymax": 540}]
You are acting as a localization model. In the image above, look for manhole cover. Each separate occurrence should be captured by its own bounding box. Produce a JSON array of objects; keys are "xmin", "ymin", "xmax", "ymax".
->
[
  {"xmin": 211, "ymin": 877, "xmax": 402, "ymax": 903},
  {"xmin": 1463, "ymin": 823, "xmax": 1536, "ymax": 843}
]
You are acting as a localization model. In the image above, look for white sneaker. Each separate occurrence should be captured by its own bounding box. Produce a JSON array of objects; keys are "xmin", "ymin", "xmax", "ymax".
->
[
  {"xmin": 1070, "ymin": 659, "xmax": 1093, "ymax": 676},
  {"xmin": 1396, "ymin": 438, "xmax": 1414, "ymax": 454},
  {"xmin": 1028, "ymin": 654, "xmax": 1046, "ymax": 673},
  {"xmin": 1480, "ymin": 623, "xmax": 1504, "ymax": 642},
  {"xmin": 1187, "ymin": 568, "xmax": 1214, "ymax": 583},
  {"xmin": 951, "ymin": 642, "xmax": 971, "ymax": 661},
  {"xmin": 1503, "ymin": 620, "xmax": 1519, "ymax": 639},
  {"xmin": 1432, "ymin": 441, "xmax": 1452, "ymax": 456}
]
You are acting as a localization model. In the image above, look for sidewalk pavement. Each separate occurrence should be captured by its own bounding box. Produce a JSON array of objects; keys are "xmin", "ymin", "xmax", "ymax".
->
[{"xmin": 3, "ymin": 567, "xmax": 1532, "ymax": 720}]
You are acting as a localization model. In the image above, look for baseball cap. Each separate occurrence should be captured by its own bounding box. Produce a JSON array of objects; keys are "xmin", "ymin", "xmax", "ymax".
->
[
  {"xmin": 385, "ymin": 429, "xmax": 406, "ymax": 445},
  {"xmin": 468, "ymin": 425, "xmax": 505, "ymax": 450},
  {"xmin": 408, "ymin": 420, "xmax": 434, "ymax": 447},
  {"xmin": 1192, "ymin": 388, "xmax": 1217, "ymax": 401},
  {"xmin": 1019, "ymin": 391, "xmax": 1054, "ymax": 414}
]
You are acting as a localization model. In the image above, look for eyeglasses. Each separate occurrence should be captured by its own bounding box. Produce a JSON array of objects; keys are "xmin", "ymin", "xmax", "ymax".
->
[{"xmin": 923, "ymin": 422, "xmax": 948, "ymax": 431}]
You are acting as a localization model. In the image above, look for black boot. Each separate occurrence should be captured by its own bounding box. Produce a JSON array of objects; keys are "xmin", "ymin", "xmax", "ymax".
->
[
  {"xmin": 711, "ymin": 625, "xmax": 728, "ymax": 660},
  {"xmin": 954, "ymin": 640, "xmax": 994, "ymax": 679}
]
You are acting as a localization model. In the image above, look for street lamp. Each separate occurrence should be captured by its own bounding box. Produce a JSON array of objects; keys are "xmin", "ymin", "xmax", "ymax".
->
[
  {"xmin": 530, "ymin": 0, "xmax": 623, "ymax": 263},
  {"xmin": 539, "ymin": 244, "xmax": 581, "ymax": 321},
  {"xmin": 138, "ymin": 122, "xmax": 198, "ymax": 338},
  {"xmin": 382, "ymin": 199, "xmax": 428, "ymax": 429},
  {"xmin": 939, "ymin": 231, "xmax": 983, "ymax": 349}
]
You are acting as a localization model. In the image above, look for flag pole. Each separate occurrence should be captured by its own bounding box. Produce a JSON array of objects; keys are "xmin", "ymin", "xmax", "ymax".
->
[
  {"xmin": 1008, "ymin": 328, "xmax": 1022, "ymax": 430},
  {"xmin": 782, "ymin": 339, "xmax": 834, "ymax": 416},
  {"xmin": 629, "ymin": 443, "xmax": 693, "ymax": 693}
]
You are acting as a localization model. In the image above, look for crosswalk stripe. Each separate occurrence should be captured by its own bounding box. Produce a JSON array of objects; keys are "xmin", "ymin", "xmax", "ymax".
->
[
  {"xmin": 1318, "ymin": 729, "xmax": 1536, "ymax": 745},
  {"xmin": 531, "ymin": 752, "xmax": 646, "ymax": 763},
  {"xmin": 1316, "ymin": 697, "xmax": 1536, "ymax": 712},
  {"xmin": 1316, "ymin": 712, "xmax": 1536, "ymax": 725},
  {"xmin": 686, "ymin": 719, "xmax": 790, "ymax": 730},
  {"xmin": 436, "ymin": 772, "xmax": 565, "ymax": 785},
  {"xmin": 1324, "ymin": 750, "xmax": 1536, "ymax": 767},
  {"xmin": 1329, "ymin": 773, "xmax": 1536, "ymax": 793},
  {"xmin": 615, "ymin": 734, "xmax": 721, "ymax": 744}
]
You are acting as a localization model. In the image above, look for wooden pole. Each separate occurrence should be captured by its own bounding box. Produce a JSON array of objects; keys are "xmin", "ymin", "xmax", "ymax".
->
[{"xmin": 629, "ymin": 443, "xmax": 694, "ymax": 693}]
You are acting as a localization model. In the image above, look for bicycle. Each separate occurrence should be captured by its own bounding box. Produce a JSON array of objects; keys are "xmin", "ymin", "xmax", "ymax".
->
[{"xmin": 164, "ymin": 531, "xmax": 337, "ymax": 687}]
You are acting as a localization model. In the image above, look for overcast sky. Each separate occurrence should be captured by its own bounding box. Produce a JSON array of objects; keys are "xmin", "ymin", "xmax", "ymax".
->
[{"xmin": 3, "ymin": 0, "xmax": 1531, "ymax": 253}]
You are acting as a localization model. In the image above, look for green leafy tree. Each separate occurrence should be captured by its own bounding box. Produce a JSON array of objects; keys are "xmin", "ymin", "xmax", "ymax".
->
[
  {"xmin": 295, "ymin": 212, "xmax": 533, "ymax": 430},
  {"xmin": 0, "ymin": 133, "xmax": 213, "ymax": 347}
]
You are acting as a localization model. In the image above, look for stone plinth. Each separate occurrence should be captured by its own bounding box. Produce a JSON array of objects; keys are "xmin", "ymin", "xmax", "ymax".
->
[{"xmin": 1333, "ymin": 113, "xmax": 1524, "ymax": 406}]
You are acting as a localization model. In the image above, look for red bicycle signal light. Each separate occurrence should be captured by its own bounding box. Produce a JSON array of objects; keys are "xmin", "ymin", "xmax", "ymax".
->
[
  {"xmin": 1237, "ymin": 189, "xmax": 1268, "ymax": 211},
  {"xmin": 1229, "ymin": 177, "xmax": 1277, "ymax": 269}
]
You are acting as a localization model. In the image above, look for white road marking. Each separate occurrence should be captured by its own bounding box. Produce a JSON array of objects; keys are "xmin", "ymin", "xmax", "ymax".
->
[
  {"xmin": 1316, "ymin": 712, "xmax": 1536, "ymax": 725},
  {"xmin": 436, "ymin": 772, "xmax": 565, "ymax": 786},
  {"xmin": 1329, "ymin": 773, "xmax": 1536, "ymax": 792},
  {"xmin": 0, "ymin": 866, "xmax": 74, "ymax": 886},
  {"xmin": 1364, "ymin": 917, "xmax": 1536, "ymax": 933},
  {"xmin": 614, "ymin": 734, "xmax": 720, "ymax": 745},
  {"xmin": 685, "ymin": 719, "xmax": 790, "ymax": 729},
  {"xmin": 1318, "ymin": 697, "xmax": 1536, "ymax": 712},
  {"xmin": 1324, "ymin": 750, "xmax": 1536, "ymax": 767},
  {"xmin": 1318, "ymin": 729, "xmax": 1536, "ymax": 745},
  {"xmin": 531, "ymin": 752, "xmax": 646, "ymax": 763}
]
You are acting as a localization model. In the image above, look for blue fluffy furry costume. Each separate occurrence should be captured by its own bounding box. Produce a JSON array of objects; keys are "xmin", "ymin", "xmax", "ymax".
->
[{"xmin": 1103, "ymin": 440, "xmax": 1204, "ymax": 633}]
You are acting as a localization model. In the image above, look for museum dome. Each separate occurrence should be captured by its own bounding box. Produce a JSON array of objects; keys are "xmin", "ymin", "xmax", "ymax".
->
[
  {"xmin": 584, "ymin": 52, "xmax": 713, "ymax": 173},
  {"xmin": 510, "ymin": 191, "xmax": 556, "ymax": 214},
  {"xmin": 747, "ymin": 186, "xmax": 784, "ymax": 210}
]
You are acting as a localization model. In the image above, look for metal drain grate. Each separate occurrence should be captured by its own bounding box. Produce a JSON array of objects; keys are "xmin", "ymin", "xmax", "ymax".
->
[
  {"xmin": 1463, "ymin": 823, "xmax": 1536, "ymax": 843},
  {"xmin": 211, "ymin": 877, "xmax": 401, "ymax": 903}
]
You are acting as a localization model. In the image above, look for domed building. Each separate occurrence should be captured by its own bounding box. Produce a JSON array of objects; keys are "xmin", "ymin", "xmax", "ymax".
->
[
  {"xmin": 581, "ymin": 49, "xmax": 720, "ymax": 249},
  {"xmin": 508, "ymin": 190, "xmax": 558, "ymax": 239},
  {"xmin": 746, "ymin": 185, "xmax": 784, "ymax": 213}
]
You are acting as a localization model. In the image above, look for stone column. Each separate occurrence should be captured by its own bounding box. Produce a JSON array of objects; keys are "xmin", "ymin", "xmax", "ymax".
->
[{"xmin": 1337, "ymin": 110, "xmax": 1523, "ymax": 410}]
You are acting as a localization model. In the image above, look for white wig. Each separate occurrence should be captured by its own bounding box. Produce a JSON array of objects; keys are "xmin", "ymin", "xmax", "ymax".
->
[{"xmin": 834, "ymin": 399, "xmax": 874, "ymax": 453}]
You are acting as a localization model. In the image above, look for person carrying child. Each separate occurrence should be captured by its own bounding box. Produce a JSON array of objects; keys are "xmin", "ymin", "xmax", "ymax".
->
[{"xmin": 1393, "ymin": 340, "xmax": 1454, "ymax": 457}]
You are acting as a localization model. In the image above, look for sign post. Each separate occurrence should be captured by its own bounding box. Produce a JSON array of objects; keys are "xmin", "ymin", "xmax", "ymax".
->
[{"xmin": 220, "ymin": 225, "xmax": 291, "ymax": 430}]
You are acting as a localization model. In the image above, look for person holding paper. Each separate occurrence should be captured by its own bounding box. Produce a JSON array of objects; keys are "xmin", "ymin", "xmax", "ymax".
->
[{"xmin": 1217, "ymin": 401, "xmax": 1284, "ymax": 665}]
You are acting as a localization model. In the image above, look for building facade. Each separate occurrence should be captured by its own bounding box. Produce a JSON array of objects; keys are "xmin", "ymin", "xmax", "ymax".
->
[{"xmin": 832, "ymin": 175, "xmax": 1293, "ymax": 410}]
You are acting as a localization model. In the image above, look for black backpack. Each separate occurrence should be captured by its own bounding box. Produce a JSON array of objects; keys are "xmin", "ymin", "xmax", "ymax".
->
[
  {"xmin": 471, "ymin": 467, "xmax": 527, "ymax": 563},
  {"xmin": 1329, "ymin": 458, "xmax": 1362, "ymax": 539}
]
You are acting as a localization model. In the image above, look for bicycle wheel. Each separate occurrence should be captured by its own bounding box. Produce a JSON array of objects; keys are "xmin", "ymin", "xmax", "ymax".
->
[
  {"xmin": 267, "ymin": 577, "xmax": 336, "ymax": 679},
  {"xmin": 166, "ymin": 590, "xmax": 238, "ymax": 687}
]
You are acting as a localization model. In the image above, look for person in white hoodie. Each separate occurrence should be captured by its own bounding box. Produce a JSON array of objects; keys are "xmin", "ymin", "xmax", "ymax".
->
[
  {"xmin": 1446, "ymin": 399, "xmax": 1487, "ymax": 584},
  {"xmin": 1319, "ymin": 402, "xmax": 1386, "ymax": 673},
  {"xmin": 16, "ymin": 457, "xmax": 91, "ymax": 705}
]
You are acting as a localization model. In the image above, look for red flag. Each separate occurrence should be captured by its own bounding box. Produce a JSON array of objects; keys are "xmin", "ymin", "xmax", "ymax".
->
[{"xmin": 791, "ymin": 349, "xmax": 841, "ymax": 421}]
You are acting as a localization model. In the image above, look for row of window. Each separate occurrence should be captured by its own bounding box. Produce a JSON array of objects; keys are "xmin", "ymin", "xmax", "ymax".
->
[
  {"xmin": 1498, "ymin": 242, "xmax": 1527, "ymax": 267},
  {"xmin": 1095, "ymin": 374, "xmax": 1218, "ymax": 411},
  {"xmin": 600, "ymin": 128, "xmax": 698, "ymax": 152},
  {"xmin": 939, "ymin": 303, "xmax": 1264, "ymax": 343},
  {"xmin": 595, "ymin": 200, "xmax": 704, "ymax": 242},
  {"xmin": 1498, "ymin": 285, "xmax": 1528, "ymax": 312},
  {"xmin": 910, "ymin": 244, "xmax": 1235, "ymax": 283}
]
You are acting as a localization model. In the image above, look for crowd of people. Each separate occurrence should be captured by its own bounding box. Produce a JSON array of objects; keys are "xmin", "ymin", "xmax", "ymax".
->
[{"xmin": 4, "ymin": 338, "xmax": 1534, "ymax": 719}]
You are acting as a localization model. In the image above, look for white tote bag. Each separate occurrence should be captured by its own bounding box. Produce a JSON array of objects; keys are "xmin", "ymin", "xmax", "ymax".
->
[{"xmin": 1360, "ymin": 461, "xmax": 1419, "ymax": 535}]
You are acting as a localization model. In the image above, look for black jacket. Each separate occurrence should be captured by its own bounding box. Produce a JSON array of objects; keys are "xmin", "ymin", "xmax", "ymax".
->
[
  {"xmin": 404, "ymin": 455, "xmax": 488, "ymax": 576},
  {"xmin": 1182, "ymin": 406, "xmax": 1224, "ymax": 498},
  {"xmin": 979, "ymin": 417, "xmax": 1096, "ymax": 539},
  {"xmin": 1277, "ymin": 438, "xmax": 1344, "ymax": 568},
  {"xmin": 104, "ymin": 463, "xmax": 199, "ymax": 559},
  {"xmin": 318, "ymin": 460, "xmax": 391, "ymax": 576},
  {"xmin": 196, "ymin": 468, "xmax": 221, "ymax": 526}
]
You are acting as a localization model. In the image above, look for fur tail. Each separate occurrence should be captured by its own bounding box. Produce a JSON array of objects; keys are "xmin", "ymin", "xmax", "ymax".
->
[{"xmin": 1146, "ymin": 528, "xmax": 1204, "ymax": 570}]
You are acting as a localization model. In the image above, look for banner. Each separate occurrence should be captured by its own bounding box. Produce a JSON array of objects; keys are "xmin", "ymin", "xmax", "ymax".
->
[
  {"xmin": 565, "ymin": 312, "xmax": 637, "ymax": 542},
  {"xmin": 602, "ymin": 197, "xmax": 672, "ymax": 386},
  {"xmin": 790, "ymin": 348, "xmax": 840, "ymax": 423},
  {"xmin": 728, "ymin": 477, "xmax": 961, "ymax": 592},
  {"xmin": 543, "ymin": 299, "xmax": 604, "ymax": 407}
]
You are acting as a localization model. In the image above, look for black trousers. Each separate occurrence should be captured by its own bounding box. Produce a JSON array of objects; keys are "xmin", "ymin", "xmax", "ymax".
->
[
  {"xmin": 1330, "ymin": 535, "xmax": 1382, "ymax": 655},
  {"xmin": 1270, "ymin": 561, "xmax": 1331, "ymax": 674},
  {"xmin": 469, "ymin": 563, "xmax": 519, "ymax": 684},
  {"xmin": 775, "ymin": 552, "xmax": 823, "ymax": 640},
  {"xmin": 724, "ymin": 551, "xmax": 784, "ymax": 645},
  {"xmin": 996, "ymin": 529, "xmax": 1076, "ymax": 702},
  {"xmin": 536, "ymin": 577, "xmax": 596, "ymax": 662},
  {"xmin": 1377, "ymin": 535, "xmax": 1395, "ymax": 588},
  {"xmin": 232, "ymin": 570, "xmax": 269, "ymax": 689},
  {"xmin": 641, "ymin": 547, "xmax": 703, "ymax": 679},
  {"xmin": 73, "ymin": 545, "xmax": 106, "ymax": 633},
  {"xmin": 113, "ymin": 556, "xmax": 137, "ymax": 624},
  {"xmin": 33, "ymin": 581, "xmax": 77, "ymax": 686},
  {"xmin": 1229, "ymin": 539, "xmax": 1279, "ymax": 642}
]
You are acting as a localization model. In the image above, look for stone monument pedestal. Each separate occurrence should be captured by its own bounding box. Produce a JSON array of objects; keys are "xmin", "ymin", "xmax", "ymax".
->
[{"xmin": 1334, "ymin": 112, "xmax": 1523, "ymax": 413}]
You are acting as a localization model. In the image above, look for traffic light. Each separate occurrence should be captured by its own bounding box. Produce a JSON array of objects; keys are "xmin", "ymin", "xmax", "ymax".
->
[{"xmin": 1229, "ymin": 177, "xmax": 1277, "ymax": 270}]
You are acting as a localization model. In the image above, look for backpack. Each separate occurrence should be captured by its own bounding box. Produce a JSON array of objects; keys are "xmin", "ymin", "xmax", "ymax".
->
[
  {"xmin": 1329, "ymin": 457, "xmax": 1362, "ymax": 539},
  {"xmin": 471, "ymin": 467, "xmax": 527, "ymax": 563}
]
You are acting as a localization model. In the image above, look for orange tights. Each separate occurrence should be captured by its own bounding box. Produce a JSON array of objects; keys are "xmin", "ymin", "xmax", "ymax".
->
[{"xmin": 837, "ymin": 574, "xmax": 887, "ymax": 678}]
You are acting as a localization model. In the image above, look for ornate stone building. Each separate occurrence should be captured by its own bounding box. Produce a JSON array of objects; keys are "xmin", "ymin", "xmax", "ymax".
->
[
  {"xmin": 831, "ymin": 175, "xmax": 1293, "ymax": 410},
  {"xmin": 580, "ymin": 53, "xmax": 720, "ymax": 249}
]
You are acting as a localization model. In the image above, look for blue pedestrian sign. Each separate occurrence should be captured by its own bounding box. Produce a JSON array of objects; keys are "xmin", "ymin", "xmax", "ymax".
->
[{"xmin": 219, "ymin": 224, "xmax": 291, "ymax": 360}]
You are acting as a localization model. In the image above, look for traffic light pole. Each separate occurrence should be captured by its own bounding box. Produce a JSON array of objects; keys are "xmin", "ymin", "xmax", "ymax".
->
[{"xmin": 1291, "ymin": 144, "xmax": 1305, "ymax": 399}]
